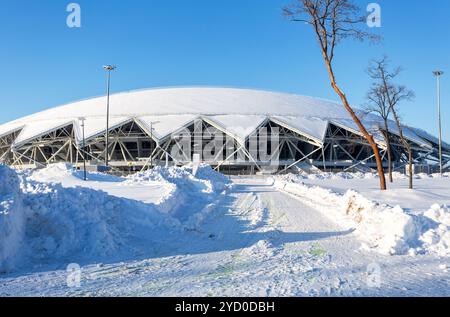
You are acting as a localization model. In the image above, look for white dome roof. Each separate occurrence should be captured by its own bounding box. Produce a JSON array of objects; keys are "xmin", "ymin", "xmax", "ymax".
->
[{"xmin": 0, "ymin": 87, "xmax": 437, "ymax": 149}]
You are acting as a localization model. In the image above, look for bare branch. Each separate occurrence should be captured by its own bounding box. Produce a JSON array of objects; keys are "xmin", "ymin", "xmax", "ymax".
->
[
  {"xmin": 283, "ymin": 0, "xmax": 381, "ymax": 61},
  {"xmin": 283, "ymin": 0, "xmax": 387, "ymax": 190},
  {"xmin": 366, "ymin": 55, "xmax": 415, "ymax": 188}
]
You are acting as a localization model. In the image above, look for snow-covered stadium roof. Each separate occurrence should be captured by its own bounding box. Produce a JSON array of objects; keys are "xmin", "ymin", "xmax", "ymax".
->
[{"xmin": 0, "ymin": 87, "xmax": 446, "ymax": 149}]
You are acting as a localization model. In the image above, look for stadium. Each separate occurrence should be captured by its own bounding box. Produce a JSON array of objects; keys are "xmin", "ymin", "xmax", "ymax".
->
[{"xmin": 0, "ymin": 87, "xmax": 448, "ymax": 174}]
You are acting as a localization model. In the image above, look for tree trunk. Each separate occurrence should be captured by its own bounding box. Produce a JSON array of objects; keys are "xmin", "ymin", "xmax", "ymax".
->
[
  {"xmin": 383, "ymin": 120, "xmax": 393, "ymax": 183},
  {"xmin": 408, "ymin": 149, "xmax": 413, "ymax": 190},
  {"xmin": 324, "ymin": 59, "xmax": 387, "ymax": 190},
  {"xmin": 391, "ymin": 108, "xmax": 414, "ymax": 190},
  {"xmin": 387, "ymin": 139, "xmax": 393, "ymax": 183}
]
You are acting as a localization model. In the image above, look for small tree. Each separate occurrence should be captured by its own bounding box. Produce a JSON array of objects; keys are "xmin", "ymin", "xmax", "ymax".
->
[
  {"xmin": 283, "ymin": 0, "xmax": 387, "ymax": 190},
  {"xmin": 390, "ymin": 93, "xmax": 415, "ymax": 190},
  {"xmin": 365, "ymin": 58, "xmax": 394, "ymax": 183},
  {"xmin": 370, "ymin": 57, "xmax": 415, "ymax": 189}
]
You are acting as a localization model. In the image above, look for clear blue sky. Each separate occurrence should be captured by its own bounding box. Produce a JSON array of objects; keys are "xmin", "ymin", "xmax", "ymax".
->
[{"xmin": 0, "ymin": 0, "xmax": 448, "ymax": 141}]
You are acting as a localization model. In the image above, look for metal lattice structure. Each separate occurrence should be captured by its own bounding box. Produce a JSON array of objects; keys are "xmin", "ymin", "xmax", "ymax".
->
[{"xmin": 0, "ymin": 87, "xmax": 448, "ymax": 174}]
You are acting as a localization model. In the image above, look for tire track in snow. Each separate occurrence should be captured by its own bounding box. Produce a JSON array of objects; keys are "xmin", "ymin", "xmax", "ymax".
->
[{"xmin": 213, "ymin": 179, "xmax": 349, "ymax": 296}]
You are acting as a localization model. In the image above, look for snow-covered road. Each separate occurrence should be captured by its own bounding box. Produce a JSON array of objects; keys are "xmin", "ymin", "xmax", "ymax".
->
[{"xmin": 1, "ymin": 177, "xmax": 448, "ymax": 296}]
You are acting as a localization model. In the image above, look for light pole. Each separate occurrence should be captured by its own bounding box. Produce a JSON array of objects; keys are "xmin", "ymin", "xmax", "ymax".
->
[
  {"xmin": 103, "ymin": 65, "xmax": 116, "ymax": 167},
  {"xmin": 433, "ymin": 70, "xmax": 444, "ymax": 176},
  {"xmin": 150, "ymin": 121, "xmax": 153, "ymax": 168},
  {"xmin": 79, "ymin": 117, "xmax": 87, "ymax": 181}
]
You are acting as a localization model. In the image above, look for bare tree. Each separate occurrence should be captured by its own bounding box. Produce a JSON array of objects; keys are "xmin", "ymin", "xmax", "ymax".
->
[
  {"xmin": 391, "ymin": 108, "xmax": 414, "ymax": 189},
  {"xmin": 283, "ymin": 0, "xmax": 387, "ymax": 190},
  {"xmin": 365, "ymin": 59, "xmax": 394, "ymax": 183},
  {"xmin": 370, "ymin": 57, "xmax": 415, "ymax": 189}
]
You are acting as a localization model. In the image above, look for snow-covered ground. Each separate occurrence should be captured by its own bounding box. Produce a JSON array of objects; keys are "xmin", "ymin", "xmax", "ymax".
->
[
  {"xmin": 289, "ymin": 171, "xmax": 450, "ymax": 212},
  {"xmin": 276, "ymin": 172, "xmax": 450, "ymax": 256},
  {"xmin": 29, "ymin": 164, "xmax": 172, "ymax": 205},
  {"xmin": 0, "ymin": 165, "xmax": 449, "ymax": 296}
]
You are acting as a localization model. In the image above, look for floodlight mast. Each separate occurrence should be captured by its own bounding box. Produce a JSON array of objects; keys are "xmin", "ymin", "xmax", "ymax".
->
[
  {"xmin": 433, "ymin": 70, "xmax": 444, "ymax": 176},
  {"xmin": 103, "ymin": 65, "xmax": 116, "ymax": 167},
  {"xmin": 79, "ymin": 117, "xmax": 87, "ymax": 181}
]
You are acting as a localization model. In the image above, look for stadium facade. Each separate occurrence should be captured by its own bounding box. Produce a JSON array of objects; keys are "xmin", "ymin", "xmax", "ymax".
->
[{"xmin": 0, "ymin": 87, "xmax": 448, "ymax": 174}]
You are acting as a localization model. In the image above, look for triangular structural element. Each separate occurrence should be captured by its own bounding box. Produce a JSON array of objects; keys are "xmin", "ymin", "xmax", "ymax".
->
[
  {"xmin": 270, "ymin": 116, "xmax": 328, "ymax": 144},
  {"xmin": 385, "ymin": 121, "xmax": 432, "ymax": 149},
  {"xmin": 333, "ymin": 117, "xmax": 431, "ymax": 150},
  {"xmin": 73, "ymin": 116, "xmax": 132, "ymax": 144},
  {"xmin": 13, "ymin": 119, "xmax": 75, "ymax": 148},
  {"xmin": 204, "ymin": 115, "xmax": 268, "ymax": 144},
  {"xmin": 0, "ymin": 123, "xmax": 24, "ymax": 139},
  {"xmin": 330, "ymin": 119, "xmax": 387, "ymax": 146},
  {"xmin": 411, "ymin": 127, "xmax": 450, "ymax": 151},
  {"xmin": 137, "ymin": 115, "xmax": 199, "ymax": 142}
]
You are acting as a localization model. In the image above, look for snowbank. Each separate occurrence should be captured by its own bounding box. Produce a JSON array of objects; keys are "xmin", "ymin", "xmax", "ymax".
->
[
  {"xmin": 420, "ymin": 205, "xmax": 450, "ymax": 256},
  {"xmin": 288, "ymin": 171, "xmax": 449, "ymax": 181},
  {"xmin": 126, "ymin": 164, "xmax": 230, "ymax": 193},
  {"xmin": 0, "ymin": 164, "xmax": 231, "ymax": 273},
  {"xmin": 29, "ymin": 162, "xmax": 124, "ymax": 184},
  {"xmin": 275, "ymin": 175, "xmax": 450, "ymax": 256},
  {"xmin": 0, "ymin": 165, "xmax": 25, "ymax": 272},
  {"xmin": 20, "ymin": 180, "xmax": 180, "ymax": 265},
  {"xmin": 125, "ymin": 164, "xmax": 231, "ymax": 227}
]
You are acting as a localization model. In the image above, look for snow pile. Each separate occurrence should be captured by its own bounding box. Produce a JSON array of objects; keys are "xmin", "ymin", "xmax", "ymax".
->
[
  {"xmin": 0, "ymin": 165, "xmax": 26, "ymax": 272},
  {"xmin": 0, "ymin": 165, "xmax": 180, "ymax": 272},
  {"xmin": 0, "ymin": 164, "xmax": 230, "ymax": 273},
  {"xmin": 340, "ymin": 190, "xmax": 417, "ymax": 255},
  {"xmin": 126, "ymin": 164, "xmax": 232, "ymax": 227},
  {"xmin": 28, "ymin": 162, "xmax": 125, "ymax": 184},
  {"xmin": 275, "ymin": 176, "xmax": 450, "ymax": 256},
  {"xmin": 420, "ymin": 204, "xmax": 450, "ymax": 256},
  {"xmin": 126, "ymin": 164, "xmax": 230, "ymax": 193},
  {"xmin": 414, "ymin": 172, "xmax": 450, "ymax": 179},
  {"xmin": 284, "ymin": 171, "xmax": 449, "ymax": 181},
  {"xmin": 286, "ymin": 171, "xmax": 377, "ymax": 181},
  {"xmin": 19, "ymin": 180, "xmax": 179, "ymax": 266},
  {"xmin": 28, "ymin": 162, "xmax": 80, "ymax": 180}
]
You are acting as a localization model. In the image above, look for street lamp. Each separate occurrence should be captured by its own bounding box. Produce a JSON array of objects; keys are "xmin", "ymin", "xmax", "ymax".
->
[
  {"xmin": 150, "ymin": 121, "xmax": 154, "ymax": 168},
  {"xmin": 78, "ymin": 117, "xmax": 87, "ymax": 181},
  {"xmin": 433, "ymin": 70, "xmax": 444, "ymax": 176},
  {"xmin": 103, "ymin": 65, "xmax": 116, "ymax": 167}
]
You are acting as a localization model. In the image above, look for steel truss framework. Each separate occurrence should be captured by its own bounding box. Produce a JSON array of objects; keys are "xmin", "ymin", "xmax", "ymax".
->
[{"xmin": 0, "ymin": 118, "xmax": 448, "ymax": 174}]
